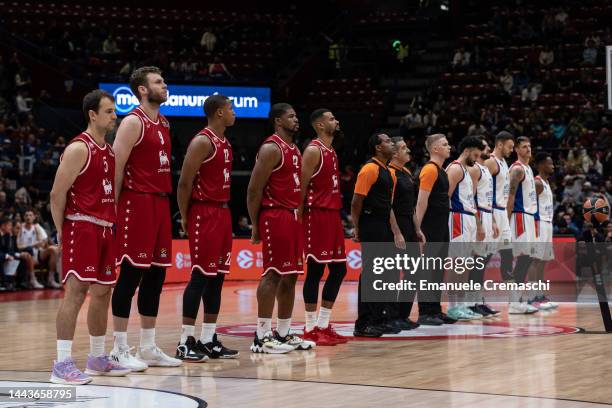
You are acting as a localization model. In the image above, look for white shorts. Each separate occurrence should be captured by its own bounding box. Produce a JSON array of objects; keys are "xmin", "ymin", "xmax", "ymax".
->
[
  {"xmin": 492, "ymin": 208, "xmax": 512, "ymax": 247},
  {"xmin": 534, "ymin": 220, "xmax": 554, "ymax": 261},
  {"xmin": 474, "ymin": 209, "xmax": 495, "ymax": 256},
  {"xmin": 511, "ymin": 212, "xmax": 537, "ymax": 257},
  {"xmin": 449, "ymin": 212, "xmax": 476, "ymax": 257}
]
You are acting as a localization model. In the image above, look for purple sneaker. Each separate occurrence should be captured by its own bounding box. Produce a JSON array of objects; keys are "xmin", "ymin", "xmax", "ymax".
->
[
  {"xmin": 50, "ymin": 358, "xmax": 92, "ymax": 385},
  {"xmin": 85, "ymin": 354, "xmax": 131, "ymax": 377}
]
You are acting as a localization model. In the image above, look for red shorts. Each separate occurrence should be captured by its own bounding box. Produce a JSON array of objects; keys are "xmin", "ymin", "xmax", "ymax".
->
[
  {"xmin": 62, "ymin": 220, "xmax": 116, "ymax": 285},
  {"xmin": 303, "ymin": 207, "xmax": 346, "ymax": 263},
  {"xmin": 188, "ymin": 202, "xmax": 232, "ymax": 275},
  {"xmin": 259, "ymin": 208, "xmax": 304, "ymax": 276},
  {"xmin": 115, "ymin": 190, "xmax": 172, "ymax": 268}
]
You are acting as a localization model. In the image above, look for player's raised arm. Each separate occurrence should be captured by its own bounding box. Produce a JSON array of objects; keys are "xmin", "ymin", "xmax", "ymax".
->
[{"xmin": 112, "ymin": 115, "xmax": 142, "ymax": 201}]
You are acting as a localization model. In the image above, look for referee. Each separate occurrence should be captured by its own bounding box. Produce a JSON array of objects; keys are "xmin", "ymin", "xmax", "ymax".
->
[
  {"xmin": 351, "ymin": 133, "xmax": 403, "ymax": 337},
  {"xmin": 414, "ymin": 134, "xmax": 457, "ymax": 325}
]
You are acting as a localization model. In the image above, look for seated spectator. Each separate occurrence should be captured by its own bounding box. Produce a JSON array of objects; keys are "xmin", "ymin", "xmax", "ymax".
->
[
  {"xmin": 102, "ymin": 35, "xmax": 120, "ymax": 55},
  {"xmin": 500, "ymin": 69, "xmax": 513, "ymax": 94},
  {"xmin": 208, "ymin": 56, "xmax": 233, "ymax": 79},
  {"xmin": 0, "ymin": 218, "xmax": 34, "ymax": 291},
  {"xmin": 582, "ymin": 41, "xmax": 598, "ymax": 66},
  {"xmin": 584, "ymin": 34, "xmax": 601, "ymax": 48},
  {"xmin": 16, "ymin": 90, "xmax": 32, "ymax": 114},
  {"xmin": 16, "ymin": 209, "xmax": 60, "ymax": 289},
  {"xmin": 539, "ymin": 47, "xmax": 554, "ymax": 67},
  {"xmin": 549, "ymin": 118, "xmax": 566, "ymax": 140},
  {"xmin": 467, "ymin": 120, "xmax": 487, "ymax": 136},
  {"xmin": 451, "ymin": 48, "xmax": 470, "ymax": 70},
  {"xmin": 200, "ymin": 29, "xmax": 217, "ymax": 52},
  {"xmin": 235, "ymin": 216, "xmax": 252, "ymax": 238},
  {"xmin": 521, "ymin": 84, "xmax": 540, "ymax": 102}
]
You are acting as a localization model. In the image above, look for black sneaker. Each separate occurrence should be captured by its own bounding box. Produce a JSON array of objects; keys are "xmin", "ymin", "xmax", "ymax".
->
[
  {"xmin": 373, "ymin": 321, "xmax": 401, "ymax": 334},
  {"xmin": 478, "ymin": 303, "xmax": 500, "ymax": 315},
  {"xmin": 469, "ymin": 305, "xmax": 492, "ymax": 318},
  {"xmin": 200, "ymin": 334, "xmax": 240, "ymax": 359},
  {"xmin": 175, "ymin": 336, "xmax": 208, "ymax": 362},
  {"xmin": 417, "ymin": 314, "xmax": 444, "ymax": 326},
  {"xmin": 436, "ymin": 312, "xmax": 458, "ymax": 324},
  {"xmin": 353, "ymin": 325, "xmax": 383, "ymax": 337},
  {"xmin": 390, "ymin": 318, "xmax": 418, "ymax": 331}
]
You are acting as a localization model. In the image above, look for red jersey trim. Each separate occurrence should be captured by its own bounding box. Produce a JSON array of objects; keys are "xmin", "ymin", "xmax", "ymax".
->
[
  {"xmin": 265, "ymin": 139, "xmax": 285, "ymax": 173},
  {"xmin": 129, "ymin": 113, "xmax": 145, "ymax": 147},
  {"xmin": 198, "ymin": 132, "xmax": 218, "ymax": 165},
  {"xmin": 310, "ymin": 145, "xmax": 324, "ymax": 178},
  {"xmin": 135, "ymin": 106, "xmax": 160, "ymax": 125}
]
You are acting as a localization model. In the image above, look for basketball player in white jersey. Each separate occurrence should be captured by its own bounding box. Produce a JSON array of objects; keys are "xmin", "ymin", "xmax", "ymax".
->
[
  {"xmin": 468, "ymin": 137, "xmax": 500, "ymax": 317},
  {"xmin": 528, "ymin": 152, "xmax": 558, "ymax": 310},
  {"xmin": 484, "ymin": 131, "xmax": 514, "ymax": 285},
  {"xmin": 506, "ymin": 136, "xmax": 538, "ymax": 314},
  {"xmin": 445, "ymin": 136, "xmax": 485, "ymax": 321}
]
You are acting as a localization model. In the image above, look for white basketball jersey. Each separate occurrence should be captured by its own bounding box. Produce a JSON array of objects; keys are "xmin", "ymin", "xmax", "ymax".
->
[
  {"xmin": 476, "ymin": 162, "xmax": 493, "ymax": 210},
  {"xmin": 536, "ymin": 175, "xmax": 554, "ymax": 222},
  {"xmin": 492, "ymin": 154, "xmax": 509, "ymax": 209},
  {"xmin": 447, "ymin": 161, "xmax": 476, "ymax": 214},
  {"xmin": 510, "ymin": 161, "xmax": 537, "ymax": 215}
]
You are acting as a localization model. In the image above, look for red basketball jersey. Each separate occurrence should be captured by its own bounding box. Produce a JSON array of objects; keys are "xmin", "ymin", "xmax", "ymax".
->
[
  {"xmin": 305, "ymin": 139, "xmax": 341, "ymax": 210},
  {"xmin": 63, "ymin": 132, "xmax": 116, "ymax": 223},
  {"xmin": 260, "ymin": 134, "xmax": 302, "ymax": 209},
  {"xmin": 122, "ymin": 107, "xmax": 172, "ymax": 193},
  {"xmin": 191, "ymin": 127, "xmax": 232, "ymax": 203}
]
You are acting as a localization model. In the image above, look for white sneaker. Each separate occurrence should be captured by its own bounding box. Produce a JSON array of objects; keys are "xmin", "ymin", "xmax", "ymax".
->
[
  {"xmin": 274, "ymin": 331, "xmax": 316, "ymax": 350},
  {"xmin": 30, "ymin": 279, "xmax": 44, "ymax": 289},
  {"xmin": 110, "ymin": 346, "xmax": 148, "ymax": 372},
  {"xmin": 508, "ymin": 302, "xmax": 539, "ymax": 314},
  {"xmin": 47, "ymin": 279, "xmax": 62, "ymax": 289},
  {"xmin": 137, "ymin": 345, "xmax": 182, "ymax": 367},
  {"xmin": 250, "ymin": 331, "xmax": 294, "ymax": 354}
]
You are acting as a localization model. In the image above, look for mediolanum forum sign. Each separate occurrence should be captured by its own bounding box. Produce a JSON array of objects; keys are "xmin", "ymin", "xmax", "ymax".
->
[{"xmin": 99, "ymin": 83, "xmax": 271, "ymax": 118}]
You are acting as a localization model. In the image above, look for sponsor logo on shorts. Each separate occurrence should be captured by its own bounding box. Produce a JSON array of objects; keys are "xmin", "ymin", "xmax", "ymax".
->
[
  {"xmin": 160, "ymin": 248, "xmax": 168, "ymax": 258},
  {"xmin": 138, "ymin": 252, "xmax": 148, "ymax": 259},
  {"xmin": 321, "ymin": 251, "xmax": 328, "ymax": 256},
  {"xmin": 105, "ymin": 265, "xmax": 112, "ymax": 275},
  {"xmin": 208, "ymin": 262, "xmax": 217, "ymax": 269},
  {"xmin": 85, "ymin": 266, "xmax": 95, "ymax": 272},
  {"xmin": 282, "ymin": 261, "xmax": 292, "ymax": 267}
]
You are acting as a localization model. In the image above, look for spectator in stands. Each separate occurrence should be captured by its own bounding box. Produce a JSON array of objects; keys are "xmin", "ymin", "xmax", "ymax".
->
[
  {"xmin": 14, "ymin": 67, "xmax": 31, "ymax": 90},
  {"xmin": 16, "ymin": 209, "xmax": 60, "ymax": 289},
  {"xmin": 200, "ymin": 29, "xmax": 217, "ymax": 52},
  {"xmin": 549, "ymin": 117, "xmax": 566, "ymax": 140},
  {"xmin": 467, "ymin": 119, "xmax": 487, "ymax": 137},
  {"xmin": 102, "ymin": 34, "xmax": 120, "ymax": 55},
  {"xmin": 422, "ymin": 110, "xmax": 437, "ymax": 134},
  {"xmin": 15, "ymin": 90, "xmax": 32, "ymax": 114},
  {"xmin": 582, "ymin": 40, "xmax": 598, "ymax": 66},
  {"xmin": 521, "ymin": 83, "xmax": 540, "ymax": 103},
  {"xmin": 539, "ymin": 46, "xmax": 554, "ymax": 67},
  {"xmin": 500, "ymin": 69, "xmax": 513, "ymax": 94},
  {"xmin": 235, "ymin": 216, "xmax": 252, "ymax": 238},
  {"xmin": 399, "ymin": 108, "xmax": 423, "ymax": 137},
  {"xmin": 208, "ymin": 56, "xmax": 233, "ymax": 79},
  {"xmin": 0, "ymin": 218, "xmax": 35, "ymax": 291},
  {"xmin": 451, "ymin": 48, "xmax": 470, "ymax": 70},
  {"xmin": 554, "ymin": 8, "xmax": 569, "ymax": 28}
]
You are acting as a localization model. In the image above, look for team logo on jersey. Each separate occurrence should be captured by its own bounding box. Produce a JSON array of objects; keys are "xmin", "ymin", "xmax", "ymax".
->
[
  {"xmin": 102, "ymin": 178, "xmax": 113, "ymax": 195},
  {"xmin": 159, "ymin": 151, "xmax": 170, "ymax": 167},
  {"xmin": 223, "ymin": 168, "xmax": 230, "ymax": 183},
  {"xmin": 160, "ymin": 248, "xmax": 168, "ymax": 258}
]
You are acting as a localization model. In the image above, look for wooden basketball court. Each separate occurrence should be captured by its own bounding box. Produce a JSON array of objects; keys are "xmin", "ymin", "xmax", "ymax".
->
[{"xmin": 0, "ymin": 282, "xmax": 611, "ymax": 407}]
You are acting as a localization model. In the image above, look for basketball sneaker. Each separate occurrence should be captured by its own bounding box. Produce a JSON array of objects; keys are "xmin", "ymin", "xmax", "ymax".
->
[
  {"xmin": 539, "ymin": 295, "xmax": 558, "ymax": 309},
  {"xmin": 436, "ymin": 312, "xmax": 458, "ymax": 324},
  {"xmin": 477, "ymin": 303, "xmax": 500, "ymax": 316},
  {"xmin": 469, "ymin": 304, "xmax": 493, "ymax": 318},
  {"xmin": 110, "ymin": 345, "xmax": 148, "ymax": 372},
  {"xmin": 446, "ymin": 306, "xmax": 473, "ymax": 321},
  {"xmin": 201, "ymin": 334, "xmax": 240, "ymax": 359},
  {"xmin": 85, "ymin": 355, "xmax": 131, "ymax": 377},
  {"xmin": 319, "ymin": 325, "xmax": 349, "ymax": 343},
  {"xmin": 137, "ymin": 345, "xmax": 182, "ymax": 367},
  {"xmin": 175, "ymin": 336, "xmax": 208, "ymax": 362},
  {"xmin": 50, "ymin": 358, "xmax": 92, "ymax": 385},
  {"xmin": 460, "ymin": 306, "xmax": 483, "ymax": 320},
  {"xmin": 273, "ymin": 330, "xmax": 316, "ymax": 350},
  {"xmin": 530, "ymin": 295, "xmax": 556, "ymax": 310},
  {"xmin": 250, "ymin": 331, "xmax": 294, "ymax": 354},
  {"xmin": 508, "ymin": 301, "xmax": 539, "ymax": 314},
  {"xmin": 302, "ymin": 327, "xmax": 339, "ymax": 346}
]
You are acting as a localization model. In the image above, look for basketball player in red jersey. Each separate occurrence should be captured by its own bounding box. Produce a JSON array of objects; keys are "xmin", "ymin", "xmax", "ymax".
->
[
  {"xmin": 247, "ymin": 103, "xmax": 315, "ymax": 353},
  {"xmin": 300, "ymin": 108, "xmax": 348, "ymax": 346},
  {"xmin": 110, "ymin": 67, "xmax": 181, "ymax": 369},
  {"xmin": 174, "ymin": 95, "xmax": 239, "ymax": 361},
  {"xmin": 50, "ymin": 90, "xmax": 130, "ymax": 384}
]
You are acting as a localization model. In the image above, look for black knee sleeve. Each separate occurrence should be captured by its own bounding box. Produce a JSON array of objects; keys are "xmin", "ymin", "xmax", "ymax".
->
[
  {"xmin": 499, "ymin": 249, "xmax": 514, "ymax": 281},
  {"xmin": 322, "ymin": 262, "xmax": 346, "ymax": 303},
  {"xmin": 112, "ymin": 261, "xmax": 143, "ymax": 318},
  {"xmin": 183, "ymin": 270, "xmax": 206, "ymax": 320},
  {"xmin": 513, "ymin": 255, "xmax": 532, "ymax": 284},
  {"xmin": 137, "ymin": 266, "xmax": 166, "ymax": 317},
  {"xmin": 303, "ymin": 259, "xmax": 325, "ymax": 304},
  {"xmin": 202, "ymin": 273, "xmax": 225, "ymax": 315}
]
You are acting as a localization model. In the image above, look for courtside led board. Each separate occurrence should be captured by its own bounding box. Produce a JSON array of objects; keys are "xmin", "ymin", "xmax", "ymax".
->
[{"xmin": 99, "ymin": 83, "xmax": 271, "ymax": 118}]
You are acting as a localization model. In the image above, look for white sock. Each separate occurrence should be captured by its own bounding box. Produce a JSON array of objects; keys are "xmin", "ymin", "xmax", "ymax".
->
[
  {"xmin": 317, "ymin": 307, "xmax": 332, "ymax": 329},
  {"xmin": 305, "ymin": 311, "xmax": 317, "ymax": 332},
  {"xmin": 113, "ymin": 331, "xmax": 128, "ymax": 349},
  {"xmin": 140, "ymin": 328, "xmax": 155, "ymax": 348},
  {"xmin": 200, "ymin": 323, "xmax": 216, "ymax": 344},
  {"xmin": 180, "ymin": 325, "xmax": 195, "ymax": 345},
  {"xmin": 277, "ymin": 318, "xmax": 291, "ymax": 337},
  {"xmin": 90, "ymin": 335, "xmax": 105, "ymax": 357},
  {"xmin": 256, "ymin": 318, "xmax": 272, "ymax": 338},
  {"xmin": 57, "ymin": 340, "xmax": 72, "ymax": 362}
]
